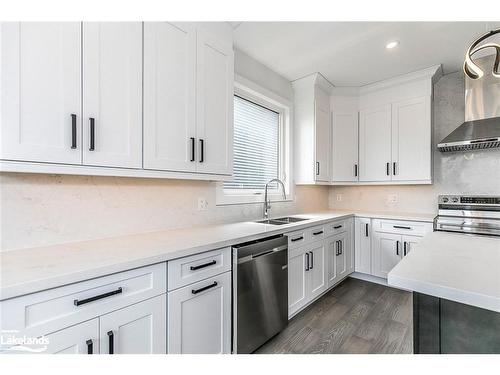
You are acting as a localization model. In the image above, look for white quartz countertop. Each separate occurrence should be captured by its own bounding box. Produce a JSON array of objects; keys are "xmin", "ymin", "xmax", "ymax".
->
[
  {"xmin": 388, "ymin": 231, "xmax": 500, "ymax": 313},
  {"xmin": 0, "ymin": 210, "xmax": 434, "ymax": 301}
]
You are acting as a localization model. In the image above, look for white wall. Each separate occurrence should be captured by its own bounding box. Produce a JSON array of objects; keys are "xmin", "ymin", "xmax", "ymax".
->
[
  {"xmin": 0, "ymin": 47, "xmax": 329, "ymax": 252},
  {"xmin": 329, "ymin": 71, "xmax": 500, "ymax": 213}
]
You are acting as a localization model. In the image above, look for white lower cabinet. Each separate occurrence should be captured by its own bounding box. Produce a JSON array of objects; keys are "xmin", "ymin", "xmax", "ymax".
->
[
  {"xmin": 45, "ymin": 319, "xmax": 99, "ymax": 354},
  {"xmin": 100, "ymin": 295, "xmax": 166, "ymax": 354},
  {"xmin": 354, "ymin": 218, "xmax": 371, "ymax": 274},
  {"xmin": 167, "ymin": 272, "xmax": 231, "ymax": 354},
  {"xmin": 289, "ymin": 219, "xmax": 354, "ymax": 317},
  {"xmin": 372, "ymin": 232, "xmax": 402, "ymax": 278}
]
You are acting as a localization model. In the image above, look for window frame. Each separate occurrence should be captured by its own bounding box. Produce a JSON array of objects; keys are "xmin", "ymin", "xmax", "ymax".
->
[{"xmin": 216, "ymin": 75, "xmax": 293, "ymax": 206}]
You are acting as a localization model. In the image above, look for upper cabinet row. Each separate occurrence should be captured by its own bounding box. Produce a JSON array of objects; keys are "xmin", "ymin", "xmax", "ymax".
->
[
  {"xmin": 294, "ymin": 67, "xmax": 441, "ymax": 185},
  {"xmin": 0, "ymin": 22, "xmax": 233, "ymax": 178}
]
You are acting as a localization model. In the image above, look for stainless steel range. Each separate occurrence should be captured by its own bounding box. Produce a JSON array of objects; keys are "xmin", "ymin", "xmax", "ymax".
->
[{"xmin": 434, "ymin": 195, "xmax": 500, "ymax": 237}]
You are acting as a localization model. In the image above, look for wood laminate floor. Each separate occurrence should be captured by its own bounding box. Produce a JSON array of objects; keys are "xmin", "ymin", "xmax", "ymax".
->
[{"xmin": 255, "ymin": 277, "xmax": 413, "ymax": 354}]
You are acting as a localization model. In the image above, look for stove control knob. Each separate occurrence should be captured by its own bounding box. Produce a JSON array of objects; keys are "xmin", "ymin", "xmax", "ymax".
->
[
  {"xmin": 442, "ymin": 197, "xmax": 449, "ymax": 203},
  {"xmin": 452, "ymin": 197, "xmax": 459, "ymax": 203}
]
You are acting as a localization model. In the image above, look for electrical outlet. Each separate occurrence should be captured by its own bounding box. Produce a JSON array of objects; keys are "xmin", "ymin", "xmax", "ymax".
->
[
  {"xmin": 388, "ymin": 194, "xmax": 398, "ymax": 203},
  {"xmin": 336, "ymin": 194, "xmax": 343, "ymax": 202},
  {"xmin": 197, "ymin": 197, "xmax": 208, "ymax": 211}
]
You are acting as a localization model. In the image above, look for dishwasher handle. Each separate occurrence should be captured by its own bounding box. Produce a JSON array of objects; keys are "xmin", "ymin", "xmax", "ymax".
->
[{"xmin": 237, "ymin": 244, "xmax": 287, "ymax": 264}]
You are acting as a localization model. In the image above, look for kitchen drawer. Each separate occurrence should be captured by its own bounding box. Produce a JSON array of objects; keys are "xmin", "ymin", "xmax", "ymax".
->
[
  {"xmin": 309, "ymin": 225, "xmax": 326, "ymax": 242},
  {"xmin": 287, "ymin": 229, "xmax": 309, "ymax": 249},
  {"xmin": 325, "ymin": 219, "xmax": 349, "ymax": 236},
  {"xmin": 372, "ymin": 219, "xmax": 433, "ymax": 236},
  {"xmin": 0, "ymin": 263, "xmax": 167, "ymax": 337},
  {"xmin": 167, "ymin": 247, "xmax": 231, "ymax": 291}
]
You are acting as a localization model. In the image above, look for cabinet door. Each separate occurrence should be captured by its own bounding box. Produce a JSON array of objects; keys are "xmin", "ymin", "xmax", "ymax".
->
[
  {"xmin": 82, "ymin": 22, "xmax": 142, "ymax": 168},
  {"xmin": 100, "ymin": 294, "xmax": 166, "ymax": 354},
  {"xmin": 196, "ymin": 28, "xmax": 233, "ymax": 175},
  {"xmin": 391, "ymin": 96, "xmax": 431, "ymax": 181},
  {"xmin": 326, "ymin": 236, "xmax": 338, "ymax": 287},
  {"xmin": 288, "ymin": 250, "xmax": 308, "ymax": 317},
  {"xmin": 332, "ymin": 111, "xmax": 358, "ymax": 182},
  {"xmin": 168, "ymin": 272, "xmax": 231, "ymax": 354},
  {"xmin": 359, "ymin": 105, "xmax": 392, "ymax": 181},
  {"xmin": 372, "ymin": 232, "xmax": 402, "ymax": 278},
  {"xmin": 44, "ymin": 319, "xmax": 99, "ymax": 354},
  {"xmin": 143, "ymin": 22, "xmax": 197, "ymax": 172},
  {"xmin": 307, "ymin": 242, "xmax": 327, "ymax": 300},
  {"xmin": 354, "ymin": 218, "xmax": 371, "ymax": 274},
  {"xmin": 402, "ymin": 234, "xmax": 423, "ymax": 257},
  {"xmin": 335, "ymin": 233, "xmax": 349, "ymax": 280},
  {"xmin": 0, "ymin": 22, "xmax": 81, "ymax": 164},
  {"xmin": 314, "ymin": 88, "xmax": 331, "ymax": 182}
]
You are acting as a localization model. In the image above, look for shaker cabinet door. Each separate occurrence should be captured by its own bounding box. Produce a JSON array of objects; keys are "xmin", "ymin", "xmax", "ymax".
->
[
  {"xmin": 143, "ymin": 22, "xmax": 197, "ymax": 172},
  {"xmin": 100, "ymin": 294, "xmax": 166, "ymax": 354},
  {"xmin": 82, "ymin": 22, "xmax": 143, "ymax": 168},
  {"xmin": 372, "ymin": 232, "xmax": 402, "ymax": 278},
  {"xmin": 0, "ymin": 22, "xmax": 82, "ymax": 164},
  {"xmin": 45, "ymin": 319, "xmax": 99, "ymax": 354}
]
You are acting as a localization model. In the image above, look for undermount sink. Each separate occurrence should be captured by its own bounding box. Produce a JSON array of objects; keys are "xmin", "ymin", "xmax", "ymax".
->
[{"xmin": 254, "ymin": 216, "xmax": 309, "ymax": 225}]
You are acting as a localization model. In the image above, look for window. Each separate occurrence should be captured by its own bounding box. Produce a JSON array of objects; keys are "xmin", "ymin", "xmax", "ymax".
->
[
  {"xmin": 224, "ymin": 95, "xmax": 280, "ymax": 191},
  {"xmin": 217, "ymin": 77, "xmax": 292, "ymax": 205}
]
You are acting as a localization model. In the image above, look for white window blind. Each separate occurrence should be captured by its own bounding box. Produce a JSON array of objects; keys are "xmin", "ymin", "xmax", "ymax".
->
[{"xmin": 224, "ymin": 95, "xmax": 280, "ymax": 190}]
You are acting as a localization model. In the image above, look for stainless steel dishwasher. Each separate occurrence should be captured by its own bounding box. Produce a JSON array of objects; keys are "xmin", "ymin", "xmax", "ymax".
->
[{"xmin": 232, "ymin": 234, "xmax": 288, "ymax": 354}]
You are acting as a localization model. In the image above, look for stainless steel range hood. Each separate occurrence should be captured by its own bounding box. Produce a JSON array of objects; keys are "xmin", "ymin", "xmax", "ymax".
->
[{"xmin": 438, "ymin": 55, "xmax": 500, "ymax": 152}]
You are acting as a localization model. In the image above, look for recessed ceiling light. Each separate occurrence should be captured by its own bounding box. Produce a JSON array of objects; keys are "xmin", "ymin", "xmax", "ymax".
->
[{"xmin": 386, "ymin": 41, "xmax": 399, "ymax": 49}]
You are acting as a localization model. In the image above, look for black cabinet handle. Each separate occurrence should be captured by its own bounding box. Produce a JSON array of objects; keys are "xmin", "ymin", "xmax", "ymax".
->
[
  {"xmin": 393, "ymin": 162, "xmax": 397, "ymax": 175},
  {"xmin": 74, "ymin": 287, "xmax": 122, "ymax": 306},
  {"xmin": 403, "ymin": 242, "xmax": 407, "ymax": 256},
  {"xmin": 71, "ymin": 114, "xmax": 77, "ymax": 149},
  {"xmin": 313, "ymin": 230, "xmax": 323, "ymax": 236},
  {"xmin": 291, "ymin": 236, "xmax": 303, "ymax": 242},
  {"xmin": 305, "ymin": 252, "xmax": 309, "ymax": 271},
  {"xmin": 199, "ymin": 139, "xmax": 204, "ymax": 163},
  {"xmin": 316, "ymin": 161, "xmax": 320, "ymax": 176},
  {"xmin": 365, "ymin": 223, "xmax": 369, "ymax": 237},
  {"xmin": 190, "ymin": 260, "xmax": 216, "ymax": 271},
  {"xmin": 393, "ymin": 225, "xmax": 411, "ymax": 230},
  {"xmin": 396, "ymin": 241, "xmax": 400, "ymax": 256},
  {"xmin": 354, "ymin": 164, "xmax": 358, "ymax": 177},
  {"xmin": 86, "ymin": 339, "xmax": 93, "ymax": 354},
  {"xmin": 340, "ymin": 240, "xmax": 343, "ymax": 255},
  {"xmin": 192, "ymin": 281, "xmax": 218, "ymax": 294},
  {"xmin": 333, "ymin": 225, "xmax": 342, "ymax": 229},
  {"xmin": 309, "ymin": 251, "xmax": 314, "ymax": 269},
  {"xmin": 190, "ymin": 137, "xmax": 195, "ymax": 162},
  {"xmin": 335, "ymin": 241, "xmax": 340, "ymax": 256},
  {"xmin": 89, "ymin": 118, "xmax": 95, "ymax": 151},
  {"xmin": 107, "ymin": 331, "xmax": 114, "ymax": 354},
  {"xmin": 386, "ymin": 162, "xmax": 390, "ymax": 176}
]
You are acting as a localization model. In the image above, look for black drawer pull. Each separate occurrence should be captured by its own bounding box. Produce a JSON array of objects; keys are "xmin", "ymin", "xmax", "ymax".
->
[
  {"xmin": 291, "ymin": 236, "xmax": 303, "ymax": 242},
  {"xmin": 396, "ymin": 241, "xmax": 400, "ymax": 256},
  {"xmin": 309, "ymin": 251, "xmax": 314, "ymax": 269},
  {"xmin": 305, "ymin": 252, "xmax": 309, "ymax": 271},
  {"xmin": 393, "ymin": 225, "xmax": 411, "ymax": 230},
  {"xmin": 316, "ymin": 161, "xmax": 320, "ymax": 176},
  {"xmin": 393, "ymin": 162, "xmax": 397, "ymax": 175},
  {"xmin": 89, "ymin": 117, "xmax": 95, "ymax": 151},
  {"xmin": 199, "ymin": 139, "xmax": 204, "ymax": 163},
  {"xmin": 192, "ymin": 281, "xmax": 218, "ymax": 294},
  {"xmin": 313, "ymin": 230, "xmax": 323, "ymax": 236},
  {"xmin": 107, "ymin": 331, "xmax": 114, "ymax": 354},
  {"xmin": 190, "ymin": 260, "xmax": 216, "ymax": 271},
  {"xmin": 365, "ymin": 223, "xmax": 369, "ymax": 237},
  {"xmin": 333, "ymin": 225, "xmax": 342, "ymax": 229},
  {"xmin": 190, "ymin": 137, "xmax": 195, "ymax": 162},
  {"xmin": 403, "ymin": 241, "xmax": 407, "ymax": 256},
  {"xmin": 71, "ymin": 114, "xmax": 77, "ymax": 149},
  {"xmin": 354, "ymin": 164, "xmax": 358, "ymax": 177},
  {"xmin": 386, "ymin": 162, "xmax": 390, "ymax": 176},
  {"xmin": 335, "ymin": 241, "xmax": 340, "ymax": 256},
  {"xmin": 74, "ymin": 287, "xmax": 122, "ymax": 306},
  {"xmin": 86, "ymin": 339, "xmax": 93, "ymax": 354}
]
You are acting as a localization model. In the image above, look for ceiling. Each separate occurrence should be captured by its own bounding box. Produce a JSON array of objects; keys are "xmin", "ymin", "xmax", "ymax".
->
[{"xmin": 232, "ymin": 22, "xmax": 500, "ymax": 87}]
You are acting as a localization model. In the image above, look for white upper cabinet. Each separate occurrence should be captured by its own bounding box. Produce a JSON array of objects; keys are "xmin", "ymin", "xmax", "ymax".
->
[
  {"xmin": 143, "ymin": 22, "xmax": 197, "ymax": 172},
  {"xmin": 195, "ymin": 28, "xmax": 234, "ymax": 175},
  {"xmin": 359, "ymin": 104, "xmax": 392, "ymax": 182},
  {"xmin": 391, "ymin": 96, "xmax": 431, "ymax": 181},
  {"xmin": 0, "ymin": 22, "xmax": 82, "ymax": 164},
  {"xmin": 82, "ymin": 22, "xmax": 143, "ymax": 168},
  {"xmin": 293, "ymin": 73, "xmax": 333, "ymax": 184}
]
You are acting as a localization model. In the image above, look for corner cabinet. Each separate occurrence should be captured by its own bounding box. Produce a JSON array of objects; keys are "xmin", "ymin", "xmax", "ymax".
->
[{"xmin": 1, "ymin": 21, "xmax": 234, "ymax": 180}]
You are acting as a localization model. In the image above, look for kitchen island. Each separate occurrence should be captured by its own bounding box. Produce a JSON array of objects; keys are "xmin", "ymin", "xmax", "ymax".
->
[{"xmin": 388, "ymin": 231, "xmax": 500, "ymax": 354}]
